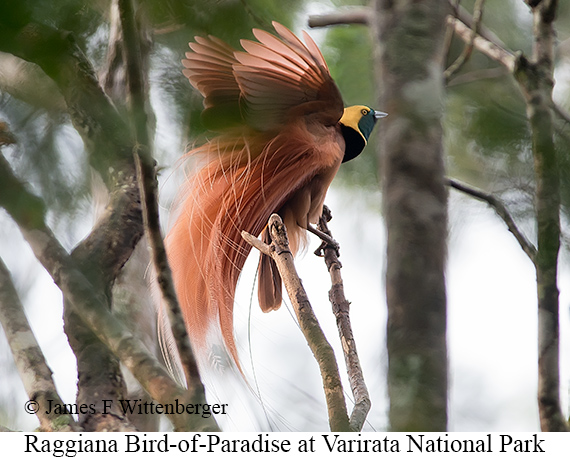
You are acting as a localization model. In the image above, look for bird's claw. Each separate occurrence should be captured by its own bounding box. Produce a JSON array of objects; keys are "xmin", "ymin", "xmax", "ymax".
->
[
  {"xmin": 309, "ymin": 225, "xmax": 340, "ymax": 257},
  {"xmin": 314, "ymin": 240, "xmax": 340, "ymax": 258}
]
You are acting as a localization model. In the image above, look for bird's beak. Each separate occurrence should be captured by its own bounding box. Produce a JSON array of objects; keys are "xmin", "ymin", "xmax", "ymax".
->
[{"xmin": 374, "ymin": 110, "xmax": 388, "ymax": 120}]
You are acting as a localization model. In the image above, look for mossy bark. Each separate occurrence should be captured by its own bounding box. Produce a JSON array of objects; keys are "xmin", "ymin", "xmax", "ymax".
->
[{"xmin": 374, "ymin": 0, "xmax": 449, "ymax": 432}]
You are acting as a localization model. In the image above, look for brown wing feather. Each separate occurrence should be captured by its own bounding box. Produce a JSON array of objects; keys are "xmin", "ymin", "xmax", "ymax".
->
[
  {"xmin": 182, "ymin": 35, "xmax": 239, "ymax": 107},
  {"xmin": 233, "ymin": 25, "xmax": 342, "ymax": 131}
]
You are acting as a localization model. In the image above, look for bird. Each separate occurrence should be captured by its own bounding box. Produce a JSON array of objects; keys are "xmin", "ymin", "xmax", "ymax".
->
[{"xmin": 164, "ymin": 21, "xmax": 385, "ymax": 371}]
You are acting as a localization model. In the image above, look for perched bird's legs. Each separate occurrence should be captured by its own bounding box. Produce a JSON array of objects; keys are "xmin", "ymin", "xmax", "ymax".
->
[
  {"xmin": 310, "ymin": 205, "xmax": 340, "ymax": 257},
  {"xmin": 309, "ymin": 224, "xmax": 339, "ymax": 256}
]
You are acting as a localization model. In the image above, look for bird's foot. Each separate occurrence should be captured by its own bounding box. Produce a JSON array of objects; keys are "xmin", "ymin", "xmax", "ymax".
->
[{"xmin": 308, "ymin": 224, "xmax": 340, "ymax": 257}]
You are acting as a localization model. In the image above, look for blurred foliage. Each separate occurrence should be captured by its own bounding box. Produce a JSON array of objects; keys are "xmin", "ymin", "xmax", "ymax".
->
[
  {"xmin": 445, "ymin": 76, "xmax": 531, "ymax": 188},
  {"xmin": 0, "ymin": 89, "xmax": 90, "ymax": 228},
  {"xmin": 323, "ymin": 24, "xmax": 378, "ymax": 190}
]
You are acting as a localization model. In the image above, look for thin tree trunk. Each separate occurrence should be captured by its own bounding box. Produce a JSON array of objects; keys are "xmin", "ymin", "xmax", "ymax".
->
[
  {"xmin": 374, "ymin": 0, "xmax": 449, "ymax": 432},
  {"xmin": 514, "ymin": 0, "xmax": 567, "ymax": 432},
  {"xmin": 446, "ymin": 0, "xmax": 567, "ymax": 431},
  {"xmin": 0, "ymin": 257, "xmax": 79, "ymax": 431}
]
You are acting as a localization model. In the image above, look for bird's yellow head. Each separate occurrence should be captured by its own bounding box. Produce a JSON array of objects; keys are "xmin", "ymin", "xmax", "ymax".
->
[{"xmin": 339, "ymin": 105, "xmax": 386, "ymax": 162}]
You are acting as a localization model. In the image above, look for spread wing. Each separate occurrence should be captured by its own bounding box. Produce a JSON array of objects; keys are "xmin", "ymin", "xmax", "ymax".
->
[{"xmin": 182, "ymin": 21, "xmax": 344, "ymax": 131}]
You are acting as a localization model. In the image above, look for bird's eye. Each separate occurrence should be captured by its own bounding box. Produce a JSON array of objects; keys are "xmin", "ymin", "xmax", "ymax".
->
[{"xmin": 361, "ymin": 108, "xmax": 369, "ymax": 116}]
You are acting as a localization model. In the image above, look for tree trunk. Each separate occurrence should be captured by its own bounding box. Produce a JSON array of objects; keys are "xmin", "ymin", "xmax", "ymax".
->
[
  {"xmin": 514, "ymin": 0, "xmax": 567, "ymax": 432},
  {"xmin": 374, "ymin": 0, "xmax": 449, "ymax": 432}
]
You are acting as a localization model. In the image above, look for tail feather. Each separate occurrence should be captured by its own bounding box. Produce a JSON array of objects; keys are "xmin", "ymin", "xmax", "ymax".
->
[{"xmin": 257, "ymin": 227, "xmax": 282, "ymax": 312}]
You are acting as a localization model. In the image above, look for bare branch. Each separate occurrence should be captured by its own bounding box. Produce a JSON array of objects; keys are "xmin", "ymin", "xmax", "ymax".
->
[
  {"xmin": 452, "ymin": 1, "xmax": 509, "ymax": 49},
  {"xmin": 117, "ymin": 0, "xmax": 202, "ymax": 391},
  {"xmin": 0, "ymin": 257, "xmax": 80, "ymax": 432},
  {"xmin": 444, "ymin": 0, "xmax": 486, "ymax": 81},
  {"xmin": 0, "ymin": 25, "xmax": 147, "ymax": 428},
  {"xmin": 64, "ymin": 167, "xmax": 142, "ymax": 431},
  {"xmin": 442, "ymin": 0, "xmax": 460, "ymax": 69},
  {"xmin": 315, "ymin": 206, "xmax": 370, "ymax": 432},
  {"xmin": 446, "ymin": 16, "xmax": 516, "ymax": 71},
  {"xmin": 446, "ymin": 178, "xmax": 537, "ymax": 263},
  {"xmin": 0, "ymin": 52, "xmax": 66, "ymax": 112},
  {"xmin": 242, "ymin": 214, "xmax": 350, "ymax": 432},
  {"xmin": 241, "ymin": 231, "xmax": 273, "ymax": 256},
  {"xmin": 62, "ymin": 7, "xmax": 143, "ymax": 424},
  {"xmin": 0, "ymin": 125, "xmax": 127, "ymax": 431},
  {"xmin": 447, "ymin": 0, "xmax": 570, "ymax": 128},
  {"xmin": 308, "ymin": 8, "xmax": 371, "ymax": 28}
]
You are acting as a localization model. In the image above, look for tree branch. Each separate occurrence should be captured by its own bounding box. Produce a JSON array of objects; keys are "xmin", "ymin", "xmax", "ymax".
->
[
  {"xmin": 10, "ymin": 0, "xmax": 146, "ymax": 430},
  {"xmin": 444, "ymin": 0, "xmax": 486, "ymax": 81},
  {"xmin": 446, "ymin": 66, "xmax": 508, "ymax": 87},
  {"xmin": 0, "ymin": 149, "xmax": 137, "ymax": 432},
  {"xmin": 446, "ymin": 16, "xmax": 516, "ymax": 72},
  {"xmin": 0, "ymin": 52, "xmax": 66, "ymax": 112},
  {"xmin": 0, "ymin": 152, "xmax": 219, "ymax": 432},
  {"xmin": 0, "ymin": 18, "xmax": 134, "ymax": 188},
  {"xmin": 315, "ymin": 206, "xmax": 370, "ymax": 432},
  {"xmin": 0, "ymin": 257, "xmax": 80, "ymax": 432},
  {"xmin": 242, "ymin": 215, "xmax": 350, "ymax": 432},
  {"xmin": 308, "ymin": 8, "xmax": 371, "ymax": 28},
  {"xmin": 445, "ymin": 178, "xmax": 537, "ymax": 263},
  {"xmin": 451, "ymin": 1, "xmax": 509, "ymax": 49},
  {"xmin": 447, "ymin": 1, "xmax": 570, "ymax": 127},
  {"xmin": 117, "ymin": 0, "xmax": 201, "ymax": 391}
]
